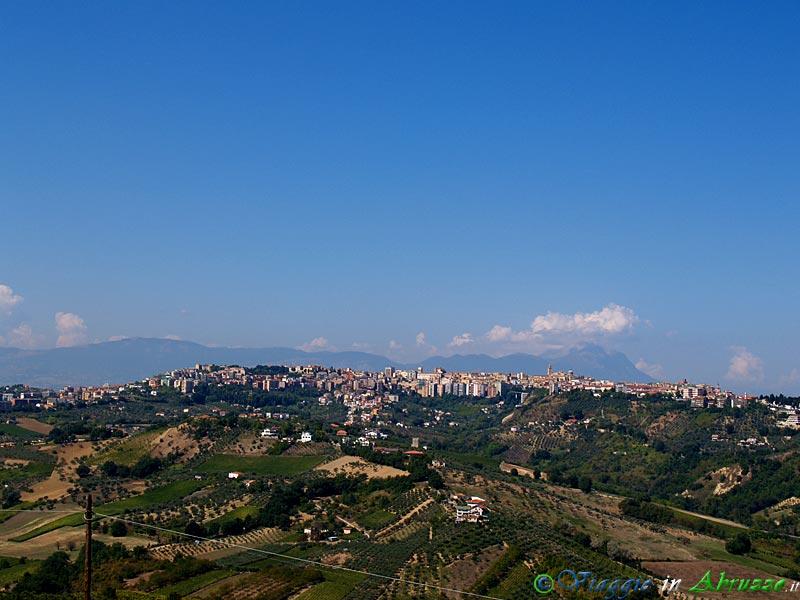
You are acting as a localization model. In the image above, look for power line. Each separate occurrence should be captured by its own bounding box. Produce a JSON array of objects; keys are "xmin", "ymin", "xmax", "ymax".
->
[{"xmin": 95, "ymin": 512, "xmax": 508, "ymax": 600}]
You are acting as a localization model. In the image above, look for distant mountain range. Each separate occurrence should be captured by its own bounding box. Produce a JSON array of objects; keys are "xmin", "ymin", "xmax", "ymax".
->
[{"xmin": 0, "ymin": 338, "xmax": 652, "ymax": 389}]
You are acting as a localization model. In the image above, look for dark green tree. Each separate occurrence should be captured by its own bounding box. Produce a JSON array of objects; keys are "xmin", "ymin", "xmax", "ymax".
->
[
  {"xmin": 726, "ymin": 532, "xmax": 752, "ymax": 555},
  {"xmin": 110, "ymin": 521, "xmax": 128, "ymax": 537}
]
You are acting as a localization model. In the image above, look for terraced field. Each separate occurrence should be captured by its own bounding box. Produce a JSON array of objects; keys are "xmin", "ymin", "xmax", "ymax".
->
[
  {"xmin": 188, "ymin": 569, "xmax": 318, "ymax": 600},
  {"xmin": 156, "ymin": 569, "xmax": 237, "ymax": 597},
  {"xmin": 149, "ymin": 527, "xmax": 288, "ymax": 560}
]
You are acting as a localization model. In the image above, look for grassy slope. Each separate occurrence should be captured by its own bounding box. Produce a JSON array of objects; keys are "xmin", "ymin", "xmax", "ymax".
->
[
  {"xmin": 197, "ymin": 454, "xmax": 326, "ymax": 476},
  {"xmin": 89, "ymin": 428, "xmax": 167, "ymax": 466}
]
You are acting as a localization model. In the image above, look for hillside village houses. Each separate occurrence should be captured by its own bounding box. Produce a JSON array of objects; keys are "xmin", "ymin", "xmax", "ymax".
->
[{"xmin": 2, "ymin": 363, "xmax": 795, "ymax": 431}]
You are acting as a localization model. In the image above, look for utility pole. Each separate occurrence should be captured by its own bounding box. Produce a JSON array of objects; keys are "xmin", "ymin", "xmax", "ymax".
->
[{"xmin": 84, "ymin": 494, "xmax": 92, "ymax": 600}]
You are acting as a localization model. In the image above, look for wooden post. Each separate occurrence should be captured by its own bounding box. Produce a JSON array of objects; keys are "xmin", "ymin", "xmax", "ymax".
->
[{"xmin": 84, "ymin": 494, "xmax": 92, "ymax": 600}]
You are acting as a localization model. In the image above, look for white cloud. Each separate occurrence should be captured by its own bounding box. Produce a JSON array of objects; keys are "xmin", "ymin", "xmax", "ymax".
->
[
  {"xmin": 635, "ymin": 358, "xmax": 664, "ymax": 380},
  {"xmin": 416, "ymin": 332, "xmax": 427, "ymax": 346},
  {"xmin": 388, "ymin": 340, "xmax": 402, "ymax": 350},
  {"xmin": 482, "ymin": 303, "xmax": 640, "ymax": 354},
  {"xmin": 0, "ymin": 324, "xmax": 41, "ymax": 348},
  {"xmin": 726, "ymin": 346, "xmax": 764, "ymax": 382},
  {"xmin": 164, "ymin": 334, "xmax": 182, "ymax": 341},
  {"xmin": 55, "ymin": 312, "xmax": 88, "ymax": 348},
  {"xmin": 108, "ymin": 335, "xmax": 129, "ymax": 342},
  {"xmin": 448, "ymin": 333, "xmax": 474, "ymax": 348},
  {"xmin": 486, "ymin": 325, "xmax": 513, "ymax": 342},
  {"xmin": 298, "ymin": 337, "xmax": 335, "ymax": 352},
  {"xmin": 0, "ymin": 285, "xmax": 23, "ymax": 314},
  {"xmin": 531, "ymin": 303, "xmax": 639, "ymax": 335},
  {"xmin": 351, "ymin": 342, "xmax": 371, "ymax": 350}
]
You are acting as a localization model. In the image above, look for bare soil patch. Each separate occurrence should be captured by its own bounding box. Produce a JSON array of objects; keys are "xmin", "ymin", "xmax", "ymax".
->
[
  {"xmin": 0, "ymin": 508, "xmax": 74, "ymax": 538},
  {"xmin": 150, "ymin": 424, "xmax": 201, "ymax": 462},
  {"xmin": 321, "ymin": 551, "xmax": 350, "ymax": 565},
  {"xmin": 443, "ymin": 544, "xmax": 505, "ymax": 598},
  {"xmin": 22, "ymin": 442, "xmax": 99, "ymax": 502},
  {"xmin": 227, "ymin": 432, "xmax": 266, "ymax": 455},
  {"xmin": 16, "ymin": 418, "xmax": 53, "ymax": 435},
  {"xmin": 314, "ymin": 456, "xmax": 407, "ymax": 480}
]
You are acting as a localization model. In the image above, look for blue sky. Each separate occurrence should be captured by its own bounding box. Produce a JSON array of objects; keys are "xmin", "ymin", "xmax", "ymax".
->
[{"xmin": 1, "ymin": 2, "xmax": 798, "ymax": 393}]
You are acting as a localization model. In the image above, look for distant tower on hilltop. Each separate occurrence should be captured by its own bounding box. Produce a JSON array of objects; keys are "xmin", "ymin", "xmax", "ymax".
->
[{"xmin": 547, "ymin": 363, "xmax": 553, "ymax": 376}]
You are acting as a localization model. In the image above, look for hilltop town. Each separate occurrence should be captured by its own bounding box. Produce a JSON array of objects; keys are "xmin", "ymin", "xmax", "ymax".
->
[{"xmin": 4, "ymin": 361, "xmax": 798, "ymax": 430}]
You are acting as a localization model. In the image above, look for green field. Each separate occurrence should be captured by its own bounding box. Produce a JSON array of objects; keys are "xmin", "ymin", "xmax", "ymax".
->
[
  {"xmin": 207, "ymin": 505, "xmax": 259, "ymax": 526},
  {"xmin": 10, "ymin": 479, "xmax": 208, "ymax": 541},
  {"xmin": 295, "ymin": 569, "xmax": 365, "ymax": 600},
  {"xmin": 0, "ymin": 424, "xmax": 41, "ymax": 439},
  {"xmin": 0, "ymin": 461, "xmax": 54, "ymax": 483},
  {"xmin": 0, "ymin": 560, "xmax": 43, "ymax": 585},
  {"xmin": 197, "ymin": 454, "xmax": 326, "ymax": 476},
  {"xmin": 100, "ymin": 478, "xmax": 207, "ymax": 513},
  {"xmin": 489, "ymin": 562, "xmax": 534, "ymax": 598},
  {"xmin": 157, "ymin": 569, "xmax": 237, "ymax": 596},
  {"xmin": 357, "ymin": 509, "xmax": 396, "ymax": 530}
]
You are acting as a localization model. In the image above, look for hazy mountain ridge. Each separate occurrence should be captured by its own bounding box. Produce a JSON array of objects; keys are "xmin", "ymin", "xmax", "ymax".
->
[{"xmin": 0, "ymin": 338, "xmax": 652, "ymax": 388}]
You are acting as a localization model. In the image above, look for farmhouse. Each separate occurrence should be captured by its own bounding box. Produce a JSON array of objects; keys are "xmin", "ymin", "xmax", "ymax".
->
[
  {"xmin": 448, "ymin": 494, "xmax": 488, "ymax": 523},
  {"xmin": 455, "ymin": 504, "xmax": 484, "ymax": 523}
]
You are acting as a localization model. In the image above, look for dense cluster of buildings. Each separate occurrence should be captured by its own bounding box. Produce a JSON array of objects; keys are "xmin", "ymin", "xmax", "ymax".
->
[{"xmin": 1, "ymin": 362, "xmax": 798, "ymax": 427}]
